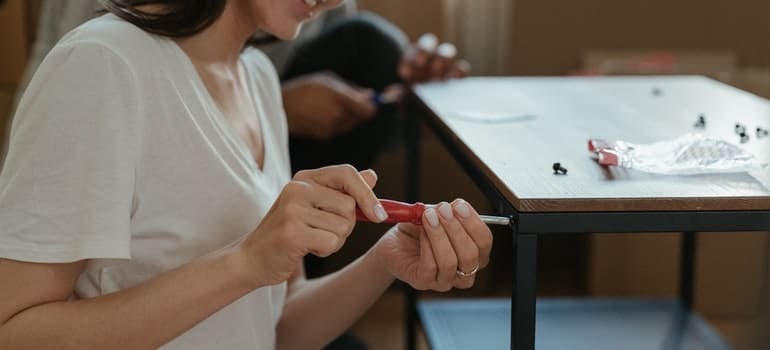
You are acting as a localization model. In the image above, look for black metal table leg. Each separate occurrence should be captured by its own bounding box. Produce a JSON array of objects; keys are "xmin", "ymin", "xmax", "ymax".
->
[
  {"xmin": 404, "ymin": 94, "xmax": 421, "ymax": 350},
  {"xmin": 511, "ymin": 233, "xmax": 537, "ymax": 350},
  {"xmin": 680, "ymin": 232, "xmax": 697, "ymax": 310}
]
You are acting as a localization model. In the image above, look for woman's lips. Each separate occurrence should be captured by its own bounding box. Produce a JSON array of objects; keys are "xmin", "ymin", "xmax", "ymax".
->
[{"xmin": 303, "ymin": 0, "xmax": 328, "ymax": 7}]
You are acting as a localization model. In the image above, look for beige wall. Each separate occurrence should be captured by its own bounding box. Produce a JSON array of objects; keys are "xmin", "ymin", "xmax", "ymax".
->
[
  {"xmin": 510, "ymin": 0, "xmax": 770, "ymax": 75},
  {"xmin": 0, "ymin": 0, "xmax": 30, "ymax": 86},
  {"xmin": 0, "ymin": 0, "xmax": 33, "ymax": 159},
  {"xmin": 358, "ymin": 0, "xmax": 444, "ymax": 40}
]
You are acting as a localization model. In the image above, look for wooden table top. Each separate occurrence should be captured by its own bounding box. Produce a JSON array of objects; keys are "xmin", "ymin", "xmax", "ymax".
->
[{"xmin": 414, "ymin": 76, "xmax": 770, "ymax": 212}]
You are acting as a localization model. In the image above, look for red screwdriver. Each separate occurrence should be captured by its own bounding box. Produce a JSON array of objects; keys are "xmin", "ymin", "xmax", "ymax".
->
[{"xmin": 355, "ymin": 199, "xmax": 511, "ymax": 226}]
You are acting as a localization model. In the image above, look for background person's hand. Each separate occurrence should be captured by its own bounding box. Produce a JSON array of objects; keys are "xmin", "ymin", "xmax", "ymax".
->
[
  {"xmin": 282, "ymin": 72, "xmax": 376, "ymax": 141},
  {"xmin": 398, "ymin": 33, "xmax": 471, "ymax": 84},
  {"xmin": 372, "ymin": 199, "xmax": 493, "ymax": 291},
  {"xmin": 237, "ymin": 165, "xmax": 387, "ymax": 287}
]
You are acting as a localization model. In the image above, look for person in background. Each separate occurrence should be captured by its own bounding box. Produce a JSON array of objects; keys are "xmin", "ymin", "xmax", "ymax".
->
[{"xmin": 0, "ymin": 1, "xmax": 486, "ymax": 350}]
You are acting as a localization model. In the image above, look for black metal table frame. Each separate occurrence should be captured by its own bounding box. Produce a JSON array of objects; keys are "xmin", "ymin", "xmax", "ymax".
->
[{"xmin": 402, "ymin": 92, "xmax": 770, "ymax": 350}]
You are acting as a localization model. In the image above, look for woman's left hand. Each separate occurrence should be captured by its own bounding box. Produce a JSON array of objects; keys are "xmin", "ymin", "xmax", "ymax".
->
[{"xmin": 372, "ymin": 199, "xmax": 493, "ymax": 291}]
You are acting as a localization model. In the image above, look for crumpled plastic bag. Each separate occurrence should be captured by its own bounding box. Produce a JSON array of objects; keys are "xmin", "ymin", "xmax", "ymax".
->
[{"xmin": 588, "ymin": 133, "xmax": 767, "ymax": 175}]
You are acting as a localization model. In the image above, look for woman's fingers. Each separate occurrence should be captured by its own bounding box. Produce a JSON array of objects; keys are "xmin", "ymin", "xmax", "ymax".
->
[
  {"xmin": 421, "ymin": 207, "xmax": 457, "ymax": 291},
  {"xmin": 295, "ymin": 165, "xmax": 386, "ymax": 223},
  {"xmin": 414, "ymin": 200, "xmax": 492, "ymax": 291},
  {"xmin": 417, "ymin": 227, "xmax": 439, "ymax": 291},
  {"xmin": 396, "ymin": 223, "xmax": 422, "ymax": 238},
  {"xmin": 308, "ymin": 184, "xmax": 357, "ymax": 221},
  {"xmin": 358, "ymin": 169, "xmax": 378, "ymax": 189},
  {"xmin": 434, "ymin": 202, "xmax": 479, "ymax": 290},
  {"xmin": 303, "ymin": 227, "xmax": 343, "ymax": 258},
  {"xmin": 451, "ymin": 199, "xmax": 493, "ymax": 268},
  {"xmin": 302, "ymin": 205, "xmax": 353, "ymax": 241}
]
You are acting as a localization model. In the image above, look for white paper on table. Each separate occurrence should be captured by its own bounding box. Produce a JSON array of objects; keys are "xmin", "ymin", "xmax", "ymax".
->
[{"xmin": 447, "ymin": 110, "xmax": 536, "ymax": 123}]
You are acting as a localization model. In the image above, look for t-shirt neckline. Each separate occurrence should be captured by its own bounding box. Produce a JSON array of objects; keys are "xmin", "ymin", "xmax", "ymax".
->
[{"xmin": 164, "ymin": 37, "xmax": 270, "ymax": 175}]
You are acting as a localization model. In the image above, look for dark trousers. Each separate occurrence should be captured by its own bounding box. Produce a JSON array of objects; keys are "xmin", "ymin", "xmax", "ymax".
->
[{"xmin": 283, "ymin": 13, "xmax": 405, "ymax": 174}]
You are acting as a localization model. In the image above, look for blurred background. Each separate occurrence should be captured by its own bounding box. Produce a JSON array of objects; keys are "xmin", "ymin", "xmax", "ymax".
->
[{"xmin": 1, "ymin": 0, "xmax": 769, "ymax": 349}]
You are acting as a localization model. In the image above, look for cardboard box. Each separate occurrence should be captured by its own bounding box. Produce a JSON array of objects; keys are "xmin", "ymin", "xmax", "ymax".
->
[
  {"xmin": 0, "ymin": 0, "xmax": 30, "ymax": 85},
  {"xmin": 578, "ymin": 50, "xmax": 770, "ymax": 100},
  {"xmin": 578, "ymin": 50, "xmax": 737, "ymax": 78}
]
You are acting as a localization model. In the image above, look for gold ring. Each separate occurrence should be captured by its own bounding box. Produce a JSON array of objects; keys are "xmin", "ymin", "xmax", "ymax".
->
[{"xmin": 455, "ymin": 265, "xmax": 479, "ymax": 278}]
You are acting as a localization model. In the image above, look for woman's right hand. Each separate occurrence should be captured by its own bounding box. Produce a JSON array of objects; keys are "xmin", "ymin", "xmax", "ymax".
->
[{"xmin": 237, "ymin": 165, "xmax": 387, "ymax": 287}]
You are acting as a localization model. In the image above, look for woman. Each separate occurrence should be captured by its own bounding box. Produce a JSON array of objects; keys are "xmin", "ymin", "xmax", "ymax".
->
[{"xmin": 0, "ymin": 0, "xmax": 492, "ymax": 349}]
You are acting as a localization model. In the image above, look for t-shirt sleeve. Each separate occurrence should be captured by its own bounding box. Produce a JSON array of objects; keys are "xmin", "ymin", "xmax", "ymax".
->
[{"xmin": 0, "ymin": 41, "xmax": 142, "ymax": 263}]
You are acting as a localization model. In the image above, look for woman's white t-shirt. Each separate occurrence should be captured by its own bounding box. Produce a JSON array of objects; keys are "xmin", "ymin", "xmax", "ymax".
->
[{"xmin": 0, "ymin": 15, "xmax": 290, "ymax": 349}]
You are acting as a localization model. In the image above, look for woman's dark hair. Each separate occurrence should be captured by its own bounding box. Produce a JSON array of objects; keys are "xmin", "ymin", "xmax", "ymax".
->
[
  {"xmin": 100, "ymin": 0, "xmax": 227, "ymax": 37},
  {"xmin": 99, "ymin": 0, "xmax": 279, "ymax": 44}
]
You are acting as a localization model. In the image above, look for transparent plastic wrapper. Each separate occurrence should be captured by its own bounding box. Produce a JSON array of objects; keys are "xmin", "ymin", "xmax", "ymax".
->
[{"xmin": 588, "ymin": 133, "xmax": 767, "ymax": 175}]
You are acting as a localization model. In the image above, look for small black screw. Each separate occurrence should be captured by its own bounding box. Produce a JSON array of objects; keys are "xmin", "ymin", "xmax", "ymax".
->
[
  {"xmin": 739, "ymin": 132, "xmax": 750, "ymax": 143},
  {"xmin": 735, "ymin": 123, "xmax": 746, "ymax": 135},
  {"xmin": 651, "ymin": 88, "xmax": 663, "ymax": 97},
  {"xmin": 553, "ymin": 162, "xmax": 568, "ymax": 175},
  {"xmin": 693, "ymin": 114, "xmax": 706, "ymax": 129},
  {"xmin": 757, "ymin": 127, "xmax": 768, "ymax": 138}
]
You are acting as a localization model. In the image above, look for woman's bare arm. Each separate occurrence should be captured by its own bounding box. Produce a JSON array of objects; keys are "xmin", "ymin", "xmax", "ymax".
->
[
  {"xmin": 0, "ymin": 249, "xmax": 255, "ymax": 349},
  {"xmin": 276, "ymin": 250, "xmax": 394, "ymax": 350}
]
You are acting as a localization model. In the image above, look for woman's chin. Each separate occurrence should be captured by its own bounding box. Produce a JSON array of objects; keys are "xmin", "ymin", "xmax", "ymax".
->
[{"xmin": 266, "ymin": 24, "xmax": 304, "ymax": 41}]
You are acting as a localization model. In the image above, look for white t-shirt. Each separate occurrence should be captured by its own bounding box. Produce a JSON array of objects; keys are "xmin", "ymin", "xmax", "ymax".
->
[{"xmin": 0, "ymin": 15, "xmax": 290, "ymax": 349}]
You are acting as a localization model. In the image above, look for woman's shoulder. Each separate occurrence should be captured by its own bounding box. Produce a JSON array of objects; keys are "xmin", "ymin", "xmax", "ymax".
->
[
  {"xmin": 54, "ymin": 14, "xmax": 164, "ymax": 69},
  {"xmin": 241, "ymin": 49, "xmax": 279, "ymax": 80},
  {"xmin": 241, "ymin": 48, "xmax": 282, "ymax": 95}
]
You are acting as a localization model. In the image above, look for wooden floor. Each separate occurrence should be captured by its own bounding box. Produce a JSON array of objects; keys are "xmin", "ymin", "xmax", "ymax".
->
[{"xmin": 351, "ymin": 289, "xmax": 429, "ymax": 350}]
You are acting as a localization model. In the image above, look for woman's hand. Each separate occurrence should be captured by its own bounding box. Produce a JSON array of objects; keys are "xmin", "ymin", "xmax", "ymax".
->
[
  {"xmin": 373, "ymin": 199, "xmax": 493, "ymax": 291},
  {"xmin": 237, "ymin": 165, "xmax": 386, "ymax": 287}
]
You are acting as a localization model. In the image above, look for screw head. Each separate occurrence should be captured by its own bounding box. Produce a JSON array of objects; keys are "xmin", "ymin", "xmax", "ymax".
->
[
  {"xmin": 694, "ymin": 114, "xmax": 706, "ymax": 128},
  {"xmin": 552, "ymin": 162, "xmax": 567, "ymax": 175}
]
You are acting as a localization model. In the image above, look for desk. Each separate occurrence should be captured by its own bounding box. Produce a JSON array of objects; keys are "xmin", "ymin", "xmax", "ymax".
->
[{"xmin": 406, "ymin": 76, "xmax": 770, "ymax": 349}]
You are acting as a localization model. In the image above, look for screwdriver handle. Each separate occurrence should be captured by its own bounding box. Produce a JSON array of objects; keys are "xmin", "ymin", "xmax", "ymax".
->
[
  {"xmin": 356, "ymin": 199, "xmax": 426, "ymax": 225},
  {"xmin": 356, "ymin": 199, "xmax": 512, "ymax": 226}
]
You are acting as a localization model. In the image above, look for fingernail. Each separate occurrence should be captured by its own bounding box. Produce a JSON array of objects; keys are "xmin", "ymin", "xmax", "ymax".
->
[
  {"xmin": 437, "ymin": 203, "xmax": 453, "ymax": 220},
  {"xmin": 374, "ymin": 204, "xmax": 388, "ymax": 222},
  {"xmin": 455, "ymin": 199, "xmax": 471, "ymax": 218},
  {"xmin": 363, "ymin": 169, "xmax": 378, "ymax": 180},
  {"xmin": 424, "ymin": 208, "xmax": 439, "ymax": 227}
]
